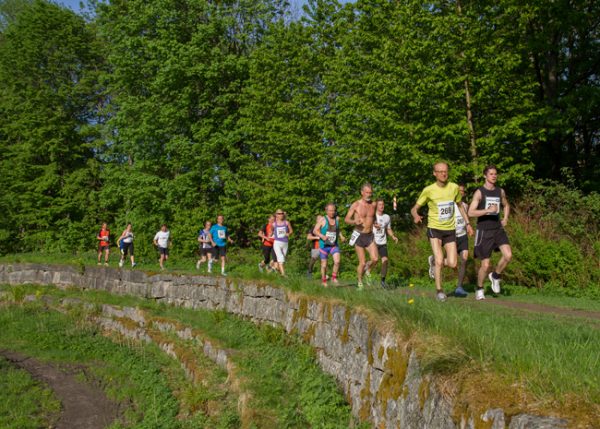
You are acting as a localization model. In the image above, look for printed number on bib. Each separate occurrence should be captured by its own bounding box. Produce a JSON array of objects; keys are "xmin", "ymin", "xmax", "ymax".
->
[
  {"xmin": 276, "ymin": 226, "xmax": 287, "ymax": 238},
  {"xmin": 485, "ymin": 197, "xmax": 501, "ymax": 213},
  {"xmin": 325, "ymin": 231, "xmax": 337, "ymax": 244},
  {"xmin": 348, "ymin": 230, "xmax": 361, "ymax": 246},
  {"xmin": 437, "ymin": 201, "xmax": 454, "ymax": 221},
  {"xmin": 218, "ymin": 230, "xmax": 226, "ymax": 239}
]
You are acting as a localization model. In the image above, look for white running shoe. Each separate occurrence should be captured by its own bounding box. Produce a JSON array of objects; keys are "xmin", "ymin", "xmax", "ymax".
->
[
  {"xmin": 196, "ymin": 261, "xmax": 201, "ymax": 270},
  {"xmin": 488, "ymin": 272, "xmax": 501, "ymax": 294},
  {"xmin": 428, "ymin": 255, "xmax": 435, "ymax": 279},
  {"xmin": 436, "ymin": 291, "xmax": 447, "ymax": 302},
  {"xmin": 476, "ymin": 288, "xmax": 486, "ymax": 300},
  {"xmin": 119, "ymin": 260, "xmax": 124, "ymax": 268},
  {"xmin": 258, "ymin": 263, "xmax": 264, "ymax": 273}
]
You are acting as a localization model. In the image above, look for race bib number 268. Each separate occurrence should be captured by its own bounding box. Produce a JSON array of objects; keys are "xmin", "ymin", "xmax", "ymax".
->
[{"xmin": 437, "ymin": 201, "xmax": 454, "ymax": 221}]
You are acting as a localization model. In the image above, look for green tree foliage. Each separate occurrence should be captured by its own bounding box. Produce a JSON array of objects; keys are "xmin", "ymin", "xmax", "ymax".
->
[
  {"xmin": 0, "ymin": 0, "xmax": 103, "ymax": 252},
  {"xmin": 94, "ymin": 0, "xmax": 287, "ymax": 253},
  {"xmin": 518, "ymin": 0, "xmax": 600, "ymax": 190},
  {"xmin": 0, "ymin": 0, "xmax": 598, "ymax": 293}
]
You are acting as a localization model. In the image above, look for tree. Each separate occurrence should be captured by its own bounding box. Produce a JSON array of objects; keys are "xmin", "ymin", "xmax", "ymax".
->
[{"xmin": 0, "ymin": 0, "xmax": 103, "ymax": 252}]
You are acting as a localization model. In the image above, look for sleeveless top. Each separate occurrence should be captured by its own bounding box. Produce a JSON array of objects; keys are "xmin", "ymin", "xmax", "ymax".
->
[
  {"xmin": 476, "ymin": 186, "xmax": 502, "ymax": 230},
  {"xmin": 199, "ymin": 229, "xmax": 212, "ymax": 249},
  {"xmin": 319, "ymin": 217, "xmax": 338, "ymax": 248},
  {"xmin": 273, "ymin": 221, "xmax": 289, "ymax": 242}
]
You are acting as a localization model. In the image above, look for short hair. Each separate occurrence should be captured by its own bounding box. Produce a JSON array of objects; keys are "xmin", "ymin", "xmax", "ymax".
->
[
  {"xmin": 161, "ymin": 223, "xmax": 167, "ymax": 228},
  {"xmin": 375, "ymin": 198, "xmax": 384, "ymax": 204},
  {"xmin": 325, "ymin": 203, "xmax": 336, "ymax": 210},
  {"xmin": 483, "ymin": 165, "xmax": 497, "ymax": 175},
  {"xmin": 433, "ymin": 161, "xmax": 449, "ymax": 171},
  {"xmin": 361, "ymin": 182, "xmax": 372, "ymax": 191}
]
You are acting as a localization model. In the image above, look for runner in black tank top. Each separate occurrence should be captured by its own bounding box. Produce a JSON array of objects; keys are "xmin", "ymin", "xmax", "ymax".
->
[{"xmin": 468, "ymin": 165, "xmax": 513, "ymax": 300}]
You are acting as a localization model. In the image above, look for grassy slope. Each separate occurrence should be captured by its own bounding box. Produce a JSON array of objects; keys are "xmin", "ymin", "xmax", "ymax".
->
[
  {"xmin": 1, "ymin": 252, "xmax": 599, "ymax": 425},
  {"xmin": 0, "ymin": 286, "xmax": 359, "ymax": 429}
]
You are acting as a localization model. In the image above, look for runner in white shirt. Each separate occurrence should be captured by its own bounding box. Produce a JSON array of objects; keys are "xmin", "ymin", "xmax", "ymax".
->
[
  {"xmin": 374, "ymin": 199, "xmax": 399, "ymax": 289},
  {"xmin": 153, "ymin": 224, "xmax": 171, "ymax": 270}
]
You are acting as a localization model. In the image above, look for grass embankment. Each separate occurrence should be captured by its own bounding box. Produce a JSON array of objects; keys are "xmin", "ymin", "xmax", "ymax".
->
[
  {"xmin": 0, "ymin": 285, "xmax": 360, "ymax": 429},
  {"xmin": 2, "ymin": 253, "xmax": 600, "ymax": 425},
  {"xmin": 0, "ymin": 356, "xmax": 61, "ymax": 429}
]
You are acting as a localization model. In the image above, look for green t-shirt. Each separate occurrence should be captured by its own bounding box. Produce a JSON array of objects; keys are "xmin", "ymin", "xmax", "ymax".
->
[{"xmin": 416, "ymin": 182, "xmax": 461, "ymax": 231}]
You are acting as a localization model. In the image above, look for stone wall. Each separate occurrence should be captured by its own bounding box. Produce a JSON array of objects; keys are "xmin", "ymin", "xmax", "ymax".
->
[{"xmin": 0, "ymin": 263, "xmax": 568, "ymax": 429}]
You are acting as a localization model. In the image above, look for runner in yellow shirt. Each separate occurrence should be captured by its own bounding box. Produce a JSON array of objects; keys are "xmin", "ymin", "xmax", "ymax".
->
[{"xmin": 410, "ymin": 162, "xmax": 471, "ymax": 301}]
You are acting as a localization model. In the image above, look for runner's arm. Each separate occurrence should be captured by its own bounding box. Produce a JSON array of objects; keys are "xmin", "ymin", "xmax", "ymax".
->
[
  {"xmin": 501, "ymin": 189, "xmax": 510, "ymax": 227},
  {"xmin": 468, "ymin": 189, "xmax": 486, "ymax": 217},
  {"xmin": 312, "ymin": 218, "xmax": 325, "ymax": 239},
  {"xmin": 410, "ymin": 204, "xmax": 423, "ymax": 224},
  {"xmin": 457, "ymin": 203, "xmax": 471, "ymax": 229},
  {"xmin": 344, "ymin": 203, "xmax": 358, "ymax": 225},
  {"xmin": 287, "ymin": 221, "xmax": 293, "ymax": 237},
  {"xmin": 386, "ymin": 226, "xmax": 399, "ymax": 243}
]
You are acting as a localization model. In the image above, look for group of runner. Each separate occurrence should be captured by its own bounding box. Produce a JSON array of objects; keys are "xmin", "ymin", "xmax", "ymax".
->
[
  {"xmin": 96, "ymin": 215, "xmax": 235, "ymax": 273},
  {"xmin": 96, "ymin": 162, "xmax": 511, "ymax": 300},
  {"xmin": 411, "ymin": 163, "xmax": 512, "ymax": 301}
]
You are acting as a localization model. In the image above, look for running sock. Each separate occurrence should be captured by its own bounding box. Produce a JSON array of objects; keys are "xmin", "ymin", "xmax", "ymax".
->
[
  {"xmin": 332, "ymin": 273, "xmax": 337, "ymax": 281},
  {"xmin": 491, "ymin": 271, "xmax": 501, "ymax": 279}
]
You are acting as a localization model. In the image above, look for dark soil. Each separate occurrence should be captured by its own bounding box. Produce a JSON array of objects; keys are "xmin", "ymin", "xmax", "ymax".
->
[{"xmin": 0, "ymin": 350, "xmax": 120, "ymax": 429}]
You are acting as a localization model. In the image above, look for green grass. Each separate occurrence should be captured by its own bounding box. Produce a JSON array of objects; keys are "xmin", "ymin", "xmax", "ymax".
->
[
  {"xmin": 2, "ymin": 252, "xmax": 600, "ymax": 423},
  {"xmin": 0, "ymin": 286, "xmax": 361, "ymax": 428},
  {"xmin": 0, "ymin": 356, "xmax": 61, "ymax": 429},
  {"xmin": 0, "ymin": 301, "xmax": 240, "ymax": 429}
]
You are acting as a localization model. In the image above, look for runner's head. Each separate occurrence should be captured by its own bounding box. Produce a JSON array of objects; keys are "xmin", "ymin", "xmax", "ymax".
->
[
  {"xmin": 161, "ymin": 223, "xmax": 167, "ymax": 231},
  {"xmin": 324, "ymin": 203, "xmax": 336, "ymax": 218},
  {"xmin": 101, "ymin": 222, "xmax": 107, "ymax": 229},
  {"xmin": 126, "ymin": 223, "xmax": 132, "ymax": 231},
  {"xmin": 360, "ymin": 183, "xmax": 373, "ymax": 202},
  {"xmin": 376, "ymin": 199, "xmax": 385, "ymax": 213},
  {"xmin": 204, "ymin": 221, "xmax": 211, "ymax": 229},
  {"xmin": 275, "ymin": 210, "xmax": 285, "ymax": 220},
  {"xmin": 458, "ymin": 183, "xmax": 466, "ymax": 198},
  {"xmin": 268, "ymin": 214, "xmax": 274, "ymax": 223},
  {"xmin": 217, "ymin": 214, "xmax": 224, "ymax": 225},
  {"xmin": 433, "ymin": 162, "xmax": 449, "ymax": 184},
  {"xmin": 483, "ymin": 165, "xmax": 498, "ymax": 184}
]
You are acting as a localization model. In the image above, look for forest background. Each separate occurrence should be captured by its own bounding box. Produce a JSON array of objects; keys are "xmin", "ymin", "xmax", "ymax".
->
[{"xmin": 0, "ymin": 0, "xmax": 598, "ymax": 295}]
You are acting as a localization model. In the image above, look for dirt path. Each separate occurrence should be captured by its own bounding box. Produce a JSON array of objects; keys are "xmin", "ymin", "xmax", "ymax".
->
[
  {"xmin": 334, "ymin": 281, "xmax": 600, "ymax": 324},
  {"xmin": 1, "ymin": 350, "xmax": 119, "ymax": 429}
]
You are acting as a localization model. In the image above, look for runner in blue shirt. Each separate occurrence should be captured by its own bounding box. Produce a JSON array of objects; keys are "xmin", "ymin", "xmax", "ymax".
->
[{"xmin": 209, "ymin": 215, "xmax": 234, "ymax": 276}]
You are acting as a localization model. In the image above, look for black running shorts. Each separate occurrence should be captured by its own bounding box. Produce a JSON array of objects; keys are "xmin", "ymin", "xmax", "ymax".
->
[
  {"xmin": 427, "ymin": 228, "xmax": 456, "ymax": 246},
  {"xmin": 355, "ymin": 232, "xmax": 374, "ymax": 248},
  {"xmin": 213, "ymin": 245, "xmax": 227, "ymax": 258},
  {"xmin": 474, "ymin": 227, "xmax": 510, "ymax": 259},
  {"xmin": 456, "ymin": 234, "xmax": 468, "ymax": 253}
]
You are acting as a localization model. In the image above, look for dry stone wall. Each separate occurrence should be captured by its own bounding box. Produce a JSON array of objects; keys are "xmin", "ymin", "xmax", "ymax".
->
[{"xmin": 0, "ymin": 263, "xmax": 568, "ymax": 429}]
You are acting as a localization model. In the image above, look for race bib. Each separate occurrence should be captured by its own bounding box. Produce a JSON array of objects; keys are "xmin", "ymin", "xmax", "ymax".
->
[
  {"xmin": 325, "ymin": 231, "xmax": 337, "ymax": 244},
  {"xmin": 348, "ymin": 230, "xmax": 361, "ymax": 246},
  {"xmin": 485, "ymin": 197, "xmax": 501, "ymax": 213},
  {"xmin": 218, "ymin": 230, "xmax": 226, "ymax": 239},
  {"xmin": 437, "ymin": 201, "xmax": 454, "ymax": 221},
  {"xmin": 276, "ymin": 226, "xmax": 287, "ymax": 238}
]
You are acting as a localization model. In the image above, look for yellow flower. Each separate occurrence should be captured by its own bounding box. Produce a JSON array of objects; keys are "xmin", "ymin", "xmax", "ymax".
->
[
  {"xmin": 408, "ymin": 298, "xmax": 415, "ymax": 305},
  {"xmin": 409, "ymin": 283, "xmax": 414, "ymax": 288}
]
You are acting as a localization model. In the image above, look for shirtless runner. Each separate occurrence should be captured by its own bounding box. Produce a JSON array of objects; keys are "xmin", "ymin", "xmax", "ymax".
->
[{"xmin": 345, "ymin": 183, "xmax": 379, "ymax": 290}]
